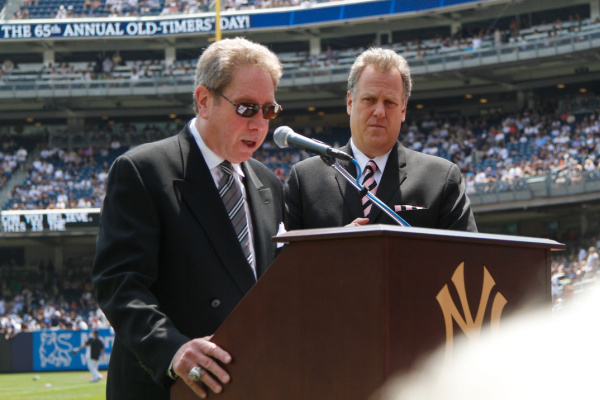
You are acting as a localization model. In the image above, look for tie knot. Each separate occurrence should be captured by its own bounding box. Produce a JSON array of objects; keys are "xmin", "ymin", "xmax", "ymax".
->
[
  {"xmin": 219, "ymin": 161, "xmax": 233, "ymax": 175},
  {"xmin": 365, "ymin": 160, "xmax": 377, "ymax": 174}
]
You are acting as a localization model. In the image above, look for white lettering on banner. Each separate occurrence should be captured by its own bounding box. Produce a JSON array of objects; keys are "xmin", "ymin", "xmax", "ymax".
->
[
  {"xmin": 24, "ymin": 214, "xmax": 44, "ymax": 232},
  {"xmin": 173, "ymin": 19, "xmax": 187, "ymax": 33},
  {"xmin": 34, "ymin": 24, "xmax": 59, "ymax": 38},
  {"xmin": 220, "ymin": 15, "xmax": 250, "ymax": 30},
  {"xmin": 195, "ymin": 18, "xmax": 212, "ymax": 32},
  {"xmin": 159, "ymin": 20, "xmax": 172, "ymax": 34},
  {"xmin": 1, "ymin": 24, "xmax": 32, "ymax": 38},
  {"xmin": 64, "ymin": 212, "xmax": 90, "ymax": 223},
  {"xmin": 1, "ymin": 215, "xmax": 26, "ymax": 232},
  {"xmin": 237, "ymin": 15, "xmax": 250, "ymax": 29},
  {"xmin": 125, "ymin": 21, "xmax": 158, "ymax": 35},
  {"xmin": 63, "ymin": 23, "xmax": 125, "ymax": 37},
  {"xmin": 47, "ymin": 213, "xmax": 67, "ymax": 231},
  {"xmin": 0, "ymin": 16, "xmax": 250, "ymax": 40}
]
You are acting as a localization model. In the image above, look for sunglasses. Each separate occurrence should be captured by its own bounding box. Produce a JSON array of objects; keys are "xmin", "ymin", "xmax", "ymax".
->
[{"xmin": 211, "ymin": 88, "xmax": 282, "ymax": 120}]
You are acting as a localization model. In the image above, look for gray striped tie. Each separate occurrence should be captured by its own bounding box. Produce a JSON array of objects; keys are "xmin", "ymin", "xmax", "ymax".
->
[{"xmin": 218, "ymin": 161, "xmax": 253, "ymax": 268}]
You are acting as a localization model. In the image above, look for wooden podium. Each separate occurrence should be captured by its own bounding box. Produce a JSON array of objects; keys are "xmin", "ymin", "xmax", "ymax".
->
[{"xmin": 172, "ymin": 225, "xmax": 564, "ymax": 400}]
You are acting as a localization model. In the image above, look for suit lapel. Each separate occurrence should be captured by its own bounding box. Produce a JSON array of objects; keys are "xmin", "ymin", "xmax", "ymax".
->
[
  {"xmin": 173, "ymin": 129, "xmax": 256, "ymax": 294},
  {"xmin": 334, "ymin": 143, "xmax": 364, "ymax": 221},
  {"xmin": 369, "ymin": 142, "xmax": 407, "ymax": 223},
  {"xmin": 242, "ymin": 161, "xmax": 274, "ymax": 278}
]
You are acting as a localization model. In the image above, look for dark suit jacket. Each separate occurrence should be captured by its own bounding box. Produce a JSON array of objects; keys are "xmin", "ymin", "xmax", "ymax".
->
[
  {"xmin": 285, "ymin": 141, "xmax": 477, "ymax": 232},
  {"xmin": 92, "ymin": 127, "xmax": 284, "ymax": 399}
]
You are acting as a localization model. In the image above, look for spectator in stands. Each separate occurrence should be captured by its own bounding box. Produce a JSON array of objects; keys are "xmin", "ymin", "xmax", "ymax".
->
[
  {"xmin": 102, "ymin": 56, "xmax": 114, "ymax": 76},
  {"xmin": 2, "ymin": 58, "xmax": 15, "ymax": 75},
  {"xmin": 586, "ymin": 246, "xmax": 600, "ymax": 274},
  {"xmin": 285, "ymin": 47, "xmax": 477, "ymax": 231},
  {"xmin": 55, "ymin": 5, "xmax": 67, "ymax": 18},
  {"xmin": 93, "ymin": 53, "xmax": 104, "ymax": 76},
  {"xmin": 92, "ymin": 37, "xmax": 285, "ymax": 400},
  {"xmin": 111, "ymin": 52, "xmax": 124, "ymax": 67}
]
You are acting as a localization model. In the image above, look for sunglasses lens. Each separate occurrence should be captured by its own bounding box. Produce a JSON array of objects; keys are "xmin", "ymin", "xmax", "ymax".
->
[
  {"xmin": 236, "ymin": 103, "xmax": 260, "ymax": 118},
  {"xmin": 263, "ymin": 104, "xmax": 282, "ymax": 119},
  {"xmin": 234, "ymin": 102, "xmax": 281, "ymax": 119}
]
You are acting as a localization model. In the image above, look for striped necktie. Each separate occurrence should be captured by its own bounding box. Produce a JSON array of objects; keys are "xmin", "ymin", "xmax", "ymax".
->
[
  {"xmin": 361, "ymin": 160, "xmax": 378, "ymax": 217},
  {"xmin": 218, "ymin": 161, "xmax": 253, "ymax": 268}
]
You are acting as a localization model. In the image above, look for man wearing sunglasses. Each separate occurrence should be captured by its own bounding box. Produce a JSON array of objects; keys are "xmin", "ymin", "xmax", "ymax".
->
[{"xmin": 92, "ymin": 37, "xmax": 285, "ymax": 400}]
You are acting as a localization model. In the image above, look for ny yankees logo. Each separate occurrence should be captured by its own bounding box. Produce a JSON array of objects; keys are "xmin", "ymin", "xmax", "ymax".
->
[{"xmin": 436, "ymin": 262, "xmax": 507, "ymax": 363}]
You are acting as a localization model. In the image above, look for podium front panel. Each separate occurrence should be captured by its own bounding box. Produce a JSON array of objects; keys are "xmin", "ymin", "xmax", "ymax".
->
[{"xmin": 172, "ymin": 226, "xmax": 560, "ymax": 400}]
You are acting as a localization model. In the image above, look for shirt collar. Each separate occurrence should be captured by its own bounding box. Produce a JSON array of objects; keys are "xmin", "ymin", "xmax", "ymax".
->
[
  {"xmin": 189, "ymin": 118, "xmax": 245, "ymax": 177},
  {"xmin": 350, "ymin": 138, "xmax": 392, "ymax": 178}
]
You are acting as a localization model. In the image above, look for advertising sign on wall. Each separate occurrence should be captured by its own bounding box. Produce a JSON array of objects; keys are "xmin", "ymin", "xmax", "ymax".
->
[{"xmin": 33, "ymin": 328, "xmax": 113, "ymax": 372}]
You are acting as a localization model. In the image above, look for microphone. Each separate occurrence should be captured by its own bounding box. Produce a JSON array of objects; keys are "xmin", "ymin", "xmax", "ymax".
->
[{"xmin": 273, "ymin": 126, "xmax": 352, "ymax": 161}]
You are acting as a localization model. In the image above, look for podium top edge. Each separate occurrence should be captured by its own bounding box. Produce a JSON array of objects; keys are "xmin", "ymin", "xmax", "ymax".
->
[{"xmin": 274, "ymin": 224, "xmax": 566, "ymax": 251}]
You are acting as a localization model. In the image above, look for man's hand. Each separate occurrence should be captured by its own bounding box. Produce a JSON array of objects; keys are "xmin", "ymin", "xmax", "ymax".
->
[
  {"xmin": 346, "ymin": 217, "xmax": 369, "ymax": 227},
  {"xmin": 172, "ymin": 336, "xmax": 232, "ymax": 399}
]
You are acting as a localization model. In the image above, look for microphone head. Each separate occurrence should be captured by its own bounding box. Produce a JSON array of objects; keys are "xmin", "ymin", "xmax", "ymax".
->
[{"xmin": 273, "ymin": 126, "xmax": 294, "ymax": 148}]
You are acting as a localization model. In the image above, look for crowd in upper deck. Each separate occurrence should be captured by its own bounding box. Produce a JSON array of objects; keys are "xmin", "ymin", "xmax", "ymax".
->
[
  {"xmin": 3, "ymin": 7, "xmax": 600, "ymax": 85},
  {"xmin": 11, "ymin": 0, "xmax": 340, "ymax": 19},
  {"xmin": 1, "ymin": 94, "xmax": 599, "ymax": 211}
]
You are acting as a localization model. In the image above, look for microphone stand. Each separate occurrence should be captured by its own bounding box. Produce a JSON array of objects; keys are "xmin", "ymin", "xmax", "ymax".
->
[{"xmin": 320, "ymin": 155, "xmax": 411, "ymax": 227}]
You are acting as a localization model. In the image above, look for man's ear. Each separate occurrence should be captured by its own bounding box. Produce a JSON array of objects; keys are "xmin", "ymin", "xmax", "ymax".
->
[
  {"xmin": 195, "ymin": 85, "xmax": 211, "ymax": 119},
  {"xmin": 346, "ymin": 91, "xmax": 353, "ymax": 116}
]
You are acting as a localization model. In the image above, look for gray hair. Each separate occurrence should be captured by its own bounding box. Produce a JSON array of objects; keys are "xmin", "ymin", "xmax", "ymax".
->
[
  {"xmin": 347, "ymin": 47, "xmax": 412, "ymax": 104},
  {"xmin": 193, "ymin": 37, "xmax": 282, "ymax": 112}
]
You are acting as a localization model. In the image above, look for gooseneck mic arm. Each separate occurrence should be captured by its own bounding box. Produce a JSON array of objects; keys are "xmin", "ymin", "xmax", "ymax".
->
[
  {"xmin": 273, "ymin": 125, "xmax": 410, "ymax": 227},
  {"xmin": 320, "ymin": 156, "xmax": 411, "ymax": 227}
]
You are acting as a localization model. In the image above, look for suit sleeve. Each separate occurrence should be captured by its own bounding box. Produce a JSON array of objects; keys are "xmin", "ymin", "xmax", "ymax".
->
[
  {"xmin": 440, "ymin": 163, "xmax": 478, "ymax": 232},
  {"xmin": 283, "ymin": 164, "xmax": 304, "ymax": 231},
  {"xmin": 92, "ymin": 155, "xmax": 188, "ymax": 388}
]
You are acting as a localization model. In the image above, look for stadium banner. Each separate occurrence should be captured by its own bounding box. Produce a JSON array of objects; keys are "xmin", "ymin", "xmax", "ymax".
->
[
  {"xmin": 33, "ymin": 328, "xmax": 113, "ymax": 372},
  {"xmin": 0, "ymin": 208, "xmax": 100, "ymax": 233},
  {"xmin": 0, "ymin": 0, "xmax": 491, "ymax": 41}
]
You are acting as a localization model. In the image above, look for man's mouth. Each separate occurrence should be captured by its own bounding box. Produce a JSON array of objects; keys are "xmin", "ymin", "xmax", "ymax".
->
[{"xmin": 242, "ymin": 140, "xmax": 256, "ymax": 147}]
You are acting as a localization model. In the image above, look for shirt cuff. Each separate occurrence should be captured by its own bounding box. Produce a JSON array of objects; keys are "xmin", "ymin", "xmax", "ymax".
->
[{"xmin": 167, "ymin": 356, "xmax": 178, "ymax": 380}]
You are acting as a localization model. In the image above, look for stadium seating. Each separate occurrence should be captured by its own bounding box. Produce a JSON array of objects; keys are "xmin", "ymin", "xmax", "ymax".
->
[{"xmin": 2, "ymin": 0, "xmax": 600, "ymax": 338}]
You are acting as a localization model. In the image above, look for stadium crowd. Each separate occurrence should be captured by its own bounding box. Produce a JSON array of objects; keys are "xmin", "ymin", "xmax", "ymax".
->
[
  {"xmin": 12, "ymin": 0, "xmax": 346, "ymax": 19},
  {"xmin": 1, "ymin": 235, "xmax": 597, "ymax": 338},
  {"xmin": 2, "ymin": 0, "xmax": 600, "ymax": 336},
  {"xmin": 2, "ymin": 107, "xmax": 600, "ymax": 337},
  {"xmin": 0, "ymin": 258, "xmax": 111, "ymax": 339},
  {"xmin": 2, "ymin": 95, "xmax": 599, "ymax": 210},
  {"xmin": 0, "ymin": 139, "xmax": 28, "ymax": 192},
  {"xmin": 3, "ymin": 14, "xmax": 600, "ymax": 84}
]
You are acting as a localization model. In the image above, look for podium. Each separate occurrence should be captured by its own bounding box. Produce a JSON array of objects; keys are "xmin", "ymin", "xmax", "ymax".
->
[{"xmin": 172, "ymin": 225, "xmax": 564, "ymax": 399}]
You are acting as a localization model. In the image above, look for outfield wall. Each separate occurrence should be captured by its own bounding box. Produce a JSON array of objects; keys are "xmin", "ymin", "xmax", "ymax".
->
[{"xmin": 0, "ymin": 328, "xmax": 113, "ymax": 373}]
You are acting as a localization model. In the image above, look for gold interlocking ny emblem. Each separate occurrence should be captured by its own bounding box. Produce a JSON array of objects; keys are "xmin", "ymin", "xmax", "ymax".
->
[{"xmin": 436, "ymin": 262, "xmax": 507, "ymax": 363}]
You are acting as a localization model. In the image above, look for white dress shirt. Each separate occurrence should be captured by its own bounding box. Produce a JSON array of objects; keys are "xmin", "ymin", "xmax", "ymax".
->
[
  {"xmin": 188, "ymin": 119, "xmax": 257, "ymax": 278},
  {"xmin": 350, "ymin": 138, "xmax": 393, "ymax": 185}
]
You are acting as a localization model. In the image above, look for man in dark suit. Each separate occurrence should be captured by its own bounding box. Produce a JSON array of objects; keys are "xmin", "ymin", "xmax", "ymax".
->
[
  {"xmin": 285, "ymin": 47, "xmax": 477, "ymax": 232},
  {"xmin": 92, "ymin": 38, "xmax": 285, "ymax": 400}
]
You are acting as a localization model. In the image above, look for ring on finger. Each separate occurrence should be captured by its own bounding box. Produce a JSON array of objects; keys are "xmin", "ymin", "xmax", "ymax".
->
[{"xmin": 189, "ymin": 366, "xmax": 203, "ymax": 382}]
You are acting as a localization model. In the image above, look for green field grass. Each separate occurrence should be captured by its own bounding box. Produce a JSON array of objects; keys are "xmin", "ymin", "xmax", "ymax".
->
[{"xmin": 0, "ymin": 371, "xmax": 106, "ymax": 400}]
